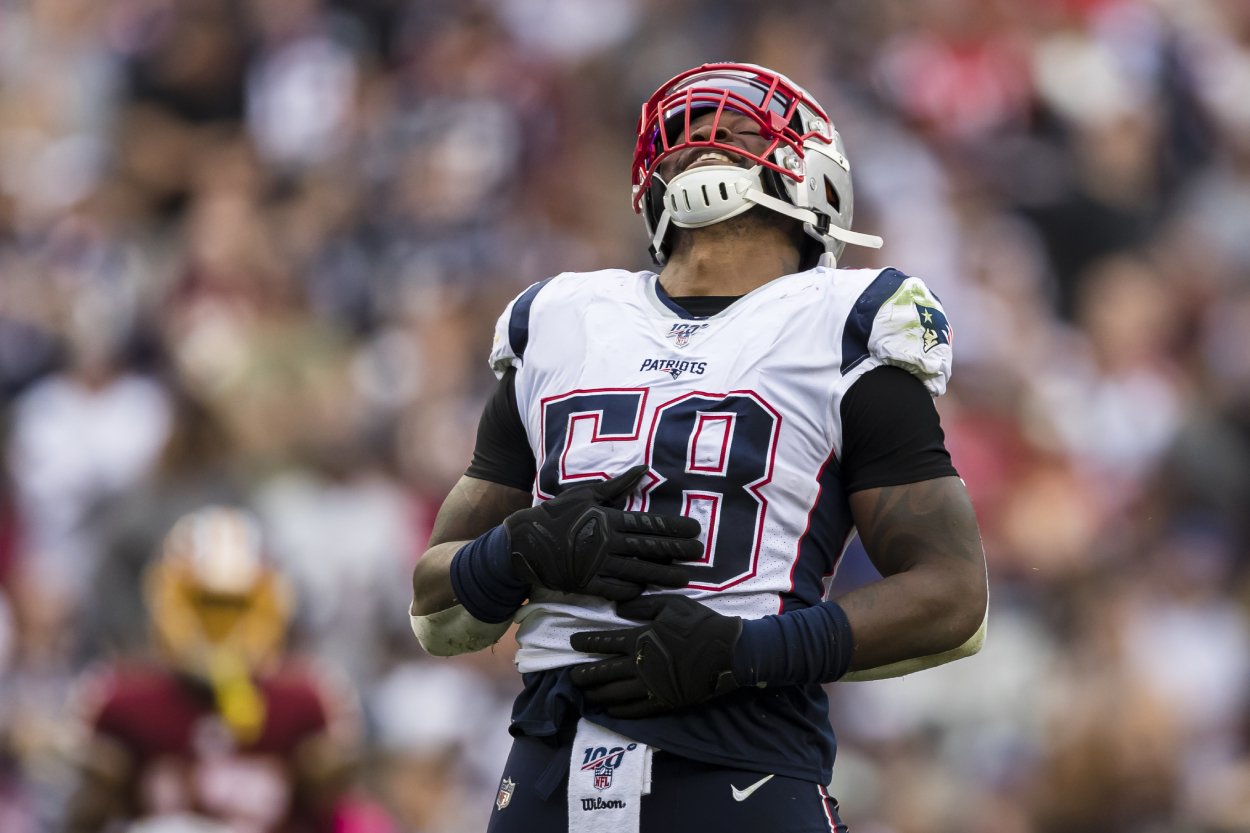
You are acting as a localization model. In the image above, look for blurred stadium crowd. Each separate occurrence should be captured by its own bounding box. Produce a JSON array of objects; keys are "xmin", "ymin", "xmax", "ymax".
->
[{"xmin": 1, "ymin": 0, "xmax": 1249, "ymax": 830}]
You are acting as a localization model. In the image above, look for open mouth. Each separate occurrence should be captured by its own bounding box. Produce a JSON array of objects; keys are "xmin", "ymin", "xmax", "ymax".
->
[{"xmin": 681, "ymin": 150, "xmax": 746, "ymax": 174}]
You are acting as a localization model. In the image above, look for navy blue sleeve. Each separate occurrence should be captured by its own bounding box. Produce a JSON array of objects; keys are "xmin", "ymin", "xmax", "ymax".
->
[
  {"xmin": 448, "ymin": 526, "xmax": 529, "ymax": 624},
  {"xmin": 731, "ymin": 600, "xmax": 854, "ymax": 686}
]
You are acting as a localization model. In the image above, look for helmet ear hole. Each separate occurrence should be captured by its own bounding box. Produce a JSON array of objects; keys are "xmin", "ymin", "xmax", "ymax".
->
[{"xmin": 824, "ymin": 176, "xmax": 841, "ymax": 214}]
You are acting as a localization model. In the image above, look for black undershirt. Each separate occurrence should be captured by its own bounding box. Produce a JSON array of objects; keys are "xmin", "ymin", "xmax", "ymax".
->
[
  {"xmin": 466, "ymin": 295, "xmax": 958, "ymax": 492},
  {"xmin": 467, "ymin": 365, "xmax": 535, "ymax": 492},
  {"xmin": 669, "ymin": 295, "xmax": 742, "ymax": 318}
]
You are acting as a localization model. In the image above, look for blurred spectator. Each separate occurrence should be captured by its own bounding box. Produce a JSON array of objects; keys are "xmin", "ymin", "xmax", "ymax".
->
[
  {"xmin": 875, "ymin": 0, "xmax": 1032, "ymax": 144},
  {"xmin": 1034, "ymin": 575, "xmax": 1181, "ymax": 833},
  {"xmin": 0, "ymin": 0, "xmax": 121, "ymax": 226},
  {"xmin": 367, "ymin": 661, "xmax": 511, "ymax": 833},
  {"xmin": 6, "ymin": 288, "xmax": 171, "ymax": 603},
  {"xmin": 83, "ymin": 392, "xmax": 246, "ymax": 658},
  {"xmin": 1028, "ymin": 252, "xmax": 1184, "ymax": 483},
  {"xmin": 254, "ymin": 451, "xmax": 418, "ymax": 686},
  {"xmin": 245, "ymin": 1, "xmax": 359, "ymax": 170}
]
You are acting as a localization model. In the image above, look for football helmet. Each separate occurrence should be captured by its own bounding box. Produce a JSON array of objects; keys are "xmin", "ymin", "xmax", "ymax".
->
[
  {"xmin": 145, "ymin": 506, "xmax": 292, "ymax": 742},
  {"xmin": 632, "ymin": 63, "xmax": 882, "ymax": 268}
]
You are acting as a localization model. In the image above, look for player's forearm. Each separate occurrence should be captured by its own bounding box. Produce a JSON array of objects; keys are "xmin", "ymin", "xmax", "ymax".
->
[
  {"xmin": 843, "ymin": 476, "xmax": 988, "ymax": 672},
  {"xmin": 410, "ymin": 476, "xmax": 533, "ymax": 617},
  {"xmin": 840, "ymin": 614, "xmax": 986, "ymax": 681},
  {"xmin": 836, "ymin": 561, "xmax": 986, "ymax": 671},
  {"xmin": 411, "ymin": 541, "xmax": 467, "ymax": 616}
]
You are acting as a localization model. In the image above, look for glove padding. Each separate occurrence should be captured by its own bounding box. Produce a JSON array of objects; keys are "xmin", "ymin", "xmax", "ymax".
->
[
  {"xmin": 570, "ymin": 594, "xmax": 742, "ymax": 718},
  {"xmin": 504, "ymin": 466, "xmax": 703, "ymax": 601}
]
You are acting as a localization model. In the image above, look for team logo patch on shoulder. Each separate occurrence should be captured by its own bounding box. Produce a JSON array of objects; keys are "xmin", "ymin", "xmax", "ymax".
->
[
  {"xmin": 496, "ymin": 776, "xmax": 515, "ymax": 810},
  {"xmin": 640, "ymin": 358, "xmax": 707, "ymax": 379},
  {"xmin": 915, "ymin": 302, "xmax": 951, "ymax": 352},
  {"xmin": 665, "ymin": 322, "xmax": 709, "ymax": 348}
]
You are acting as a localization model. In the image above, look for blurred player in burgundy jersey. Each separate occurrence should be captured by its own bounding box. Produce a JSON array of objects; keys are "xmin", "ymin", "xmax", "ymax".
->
[{"xmin": 66, "ymin": 507, "xmax": 358, "ymax": 833}]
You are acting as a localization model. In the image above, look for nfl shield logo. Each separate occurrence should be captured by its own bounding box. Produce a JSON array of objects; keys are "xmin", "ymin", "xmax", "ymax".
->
[
  {"xmin": 665, "ymin": 322, "xmax": 707, "ymax": 348},
  {"xmin": 496, "ymin": 776, "xmax": 515, "ymax": 810},
  {"xmin": 581, "ymin": 743, "xmax": 637, "ymax": 792}
]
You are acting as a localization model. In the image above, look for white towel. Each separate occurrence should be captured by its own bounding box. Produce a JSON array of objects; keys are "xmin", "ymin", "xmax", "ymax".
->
[{"xmin": 567, "ymin": 719, "xmax": 653, "ymax": 833}]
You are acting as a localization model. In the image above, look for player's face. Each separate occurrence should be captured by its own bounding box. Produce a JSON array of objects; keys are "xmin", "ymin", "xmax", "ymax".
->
[{"xmin": 656, "ymin": 110, "xmax": 776, "ymax": 183}]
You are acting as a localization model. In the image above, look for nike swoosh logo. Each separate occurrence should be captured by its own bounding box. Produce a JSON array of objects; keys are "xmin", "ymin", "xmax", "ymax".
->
[{"xmin": 731, "ymin": 774, "xmax": 775, "ymax": 802}]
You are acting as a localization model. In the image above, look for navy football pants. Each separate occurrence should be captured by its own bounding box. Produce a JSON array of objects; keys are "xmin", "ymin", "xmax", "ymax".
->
[{"xmin": 487, "ymin": 732, "xmax": 848, "ymax": 833}]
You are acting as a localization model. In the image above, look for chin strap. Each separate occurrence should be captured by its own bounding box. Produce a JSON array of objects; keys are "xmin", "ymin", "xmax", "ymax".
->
[
  {"xmin": 651, "ymin": 209, "xmax": 672, "ymax": 256},
  {"xmin": 742, "ymin": 188, "xmax": 884, "ymax": 249}
]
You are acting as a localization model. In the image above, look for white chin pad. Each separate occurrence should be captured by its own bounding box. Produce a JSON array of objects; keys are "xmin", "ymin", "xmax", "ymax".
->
[
  {"xmin": 657, "ymin": 162, "xmax": 884, "ymax": 253},
  {"xmin": 663, "ymin": 164, "xmax": 762, "ymax": 228}
]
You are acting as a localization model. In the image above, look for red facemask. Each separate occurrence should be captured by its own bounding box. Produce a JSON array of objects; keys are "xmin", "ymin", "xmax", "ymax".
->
[{"xmin": 631, "ymin": 63, "xmax": 833, "ymax": 214}]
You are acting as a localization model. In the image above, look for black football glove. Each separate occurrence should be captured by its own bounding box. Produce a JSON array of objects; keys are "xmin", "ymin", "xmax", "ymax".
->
[
  {"xmin": 570, "ymin": 594, "xmax": 742, "ymax": 718},
  {"xmin": 503, "ymin": 465, "xmax": 704, "ymax": 602}
]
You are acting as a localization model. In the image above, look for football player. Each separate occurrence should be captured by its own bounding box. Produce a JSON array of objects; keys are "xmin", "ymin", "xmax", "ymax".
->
[
  {"xmin": 410, "ymin": 63, "xmax": 987, "ymax": 833},
  {"xmin": 67, "ymin": 507, "xmax": 356, "ymax": 833}
]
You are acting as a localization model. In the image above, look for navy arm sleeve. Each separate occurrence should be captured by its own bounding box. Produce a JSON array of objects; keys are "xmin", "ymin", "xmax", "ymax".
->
[
  {"xmin": 733, "ymin": 599, "xmax": 855, "ymax": 686},
  {"xmin": 732, "ymin": 365, "xmax": 959, "ymax": 686},
  {"xmin": 464, "ymin": 367, "xmax": 537, "ymax": 491},
  {"xmin": 449, "ymin": 525, "xmax": 528, "ymax": 624}
]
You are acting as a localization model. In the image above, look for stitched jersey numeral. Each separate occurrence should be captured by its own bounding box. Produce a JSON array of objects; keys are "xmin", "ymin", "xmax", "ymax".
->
[{"xmin": 538, "ymin": 390, "xmax": 780, "ymax": 590}]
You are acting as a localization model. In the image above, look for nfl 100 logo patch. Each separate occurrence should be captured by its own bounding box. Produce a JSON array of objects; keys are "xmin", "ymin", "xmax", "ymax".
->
[
  {"xmin": 580, "ymin": 743, "xmax": 638, "ymax": 790},
  {"xmin": 496, "ymin": 776, "xmax": 515, "ymax": 810},
  {"xmin": 665, "ymin": 322, "xmax": 708, "ymax": 348}
]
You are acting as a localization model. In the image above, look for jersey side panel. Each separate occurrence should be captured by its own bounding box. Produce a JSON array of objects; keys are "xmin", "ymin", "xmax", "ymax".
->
[{"xmin": 778, "ymin": 266, "xmax": 888, "ymax": 612}]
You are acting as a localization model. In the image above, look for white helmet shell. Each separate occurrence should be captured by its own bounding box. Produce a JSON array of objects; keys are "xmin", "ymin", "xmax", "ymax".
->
[{"xmin": 633, "ymin": 63, "xmax": 882, "ymax": 268}]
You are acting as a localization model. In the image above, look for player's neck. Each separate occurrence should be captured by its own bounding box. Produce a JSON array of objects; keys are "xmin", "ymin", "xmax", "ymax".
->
[{"xmin": 658, "ymin": 214, "xmax": 802, "ymax": 297}]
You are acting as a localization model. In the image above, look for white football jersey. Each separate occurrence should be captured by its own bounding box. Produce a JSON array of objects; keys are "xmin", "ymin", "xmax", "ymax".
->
[{"xmin": 489, "ymin": 267, "xmax": 953, "ymax": 673}]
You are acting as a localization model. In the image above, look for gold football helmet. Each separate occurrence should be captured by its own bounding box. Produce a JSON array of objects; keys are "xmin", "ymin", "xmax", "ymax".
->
[{"xmin": 145, "ymin": 507, "xmax": 293, "ymax": 743}]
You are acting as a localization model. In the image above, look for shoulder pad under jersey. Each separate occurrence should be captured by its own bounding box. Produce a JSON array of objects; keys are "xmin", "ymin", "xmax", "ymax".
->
[{"xmin": 840, "ymin": 268, "xmax": 953, "ymax": 396}]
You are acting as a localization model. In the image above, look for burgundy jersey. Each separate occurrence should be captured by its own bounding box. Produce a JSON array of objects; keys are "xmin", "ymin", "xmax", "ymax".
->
[{"xmin": 85, "ymin": 663, "xmax": 346, "ymax": 833}]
